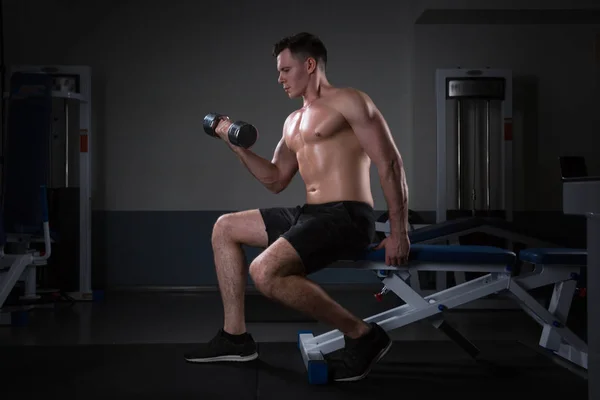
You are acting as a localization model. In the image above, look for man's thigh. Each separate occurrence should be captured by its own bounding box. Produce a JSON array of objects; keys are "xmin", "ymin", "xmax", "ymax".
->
[
  {"xmin": 258, "ymin": 205, "xmax": 301, "ymax": 246},
  {"xmin": 282, "ymin": 204, "xmax": 373, "ymax": 274}
]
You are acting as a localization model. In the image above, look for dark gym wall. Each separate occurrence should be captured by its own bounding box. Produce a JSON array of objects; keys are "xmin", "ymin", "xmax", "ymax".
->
[{"xmin": 2, "ymin": 0, "xmax": 599, "ymax": 288}]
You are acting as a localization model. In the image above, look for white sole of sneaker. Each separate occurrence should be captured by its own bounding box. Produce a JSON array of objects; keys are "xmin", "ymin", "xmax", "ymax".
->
[
  {"xmin": 185, "ymin": 352, "xmax": 259, "ymax": 363},
  {"xmin": 333, "ymin": 340, "xmax": 393, "ymax": 382}
]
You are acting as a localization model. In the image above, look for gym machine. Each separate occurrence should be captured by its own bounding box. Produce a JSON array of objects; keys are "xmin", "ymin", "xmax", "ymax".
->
[
  {"xmin": 1, "ymin": 65, "xmax": 92, "ymax": 305},
  {"xmin": 562, "ymin": 175, "xmax": 599, "ymax": 399},
  {"xmin": 436, "ymin": 68, "xmax": 513, "ymax": 223}
]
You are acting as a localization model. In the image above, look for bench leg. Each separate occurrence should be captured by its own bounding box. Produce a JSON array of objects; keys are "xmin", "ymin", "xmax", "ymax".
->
[
  {"xmin": 430, "ymin": 315, "xmax": 480, "ymax": 358},
  {"xmin": 539, "ymin": 278, "xmax": 577, "ymax": 350},
  {"xmin": 508, "ymin": 270, "xmax": 588, "ymax": 369},
  {"xmin": 535, "ymin": 267, "xmax": 587, "ymax": 368},
  {"xmin": 298, "ymin": 270, "xmax": 511, "ymax": 383}
]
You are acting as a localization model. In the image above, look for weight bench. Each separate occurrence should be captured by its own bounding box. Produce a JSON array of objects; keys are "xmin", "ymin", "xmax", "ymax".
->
[
  {"xmin": 297, "ymin": 244, "xmax": 588, "ymax": 384},
  {"xmin": 378, "ymin": 216, "xmax": 558, "ymax": 298}
]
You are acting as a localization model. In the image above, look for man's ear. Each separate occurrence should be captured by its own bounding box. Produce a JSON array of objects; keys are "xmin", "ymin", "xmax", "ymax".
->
[{"xmin": 306, "ymin": 57, "xmax": 317, "ymax": 74}]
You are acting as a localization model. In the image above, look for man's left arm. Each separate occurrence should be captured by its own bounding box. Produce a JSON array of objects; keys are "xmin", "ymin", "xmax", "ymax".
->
[{"xmin": 340, "ymin": 89, "xmax": 410, "ymax": 240}]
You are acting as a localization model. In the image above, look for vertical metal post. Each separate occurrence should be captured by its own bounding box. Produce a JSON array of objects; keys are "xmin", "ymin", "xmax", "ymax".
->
[
  {"xmin": 472, "ymin": 101, "xmax": 477, "ymax": 215},
  {"xmin": 588, "ymin": 213, "xmax": 600, "ymax": 400},
  {"xmin": 65, "ymin": 100, "xmax": 69, "ymax": 188},
  {"xmin": 48, "ymin": 105, "xmax": 53, "ymax": 187},
  {"xmin": 436, "ymin": 71, "xmax": 447, "ymax": 223},
  {"xmin": 457, "ymin": 100, "xmax": 462, "ymax": 210},
  {"xmin": 486, "ymin": 100, "xmax": 491, "ymax": 210}
]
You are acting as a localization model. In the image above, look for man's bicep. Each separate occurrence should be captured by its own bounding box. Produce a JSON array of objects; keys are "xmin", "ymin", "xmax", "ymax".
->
[{"xmin": 271, "ymin": 137, "xmax": 298, "ymax": 182}]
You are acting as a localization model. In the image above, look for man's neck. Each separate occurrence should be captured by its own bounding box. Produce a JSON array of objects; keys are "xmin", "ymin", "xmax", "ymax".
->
[{"xmin": 302, "ymin": 76, "xmax": 332, "ymax": 107}]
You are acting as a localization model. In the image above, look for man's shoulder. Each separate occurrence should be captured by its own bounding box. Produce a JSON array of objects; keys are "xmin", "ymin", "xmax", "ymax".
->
[
  {"xmin": 329, "ymin": 86, "xmax": 362, "ymax": 98},
  {"xmin": 329, "ymin": 87, "xmax": 373, "ymax": 108},
  {"xmin": 284, "ymin": 109, "xmax": 302, "ymax": 123},
  {"xmin": 327, "ymin": 87, "xmax": 373, "ymax": 116}
]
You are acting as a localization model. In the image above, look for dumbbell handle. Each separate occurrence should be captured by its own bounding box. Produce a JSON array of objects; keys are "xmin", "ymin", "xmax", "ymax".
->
[{"xmin": 203, "ymin": 113, "xmax": 227, "ymax": 137}]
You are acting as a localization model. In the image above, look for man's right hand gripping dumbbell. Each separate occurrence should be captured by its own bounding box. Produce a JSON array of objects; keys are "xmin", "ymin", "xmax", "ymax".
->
[{"xmin": 203, "ymin": 113, "xmax": 258, "ymax": 149}]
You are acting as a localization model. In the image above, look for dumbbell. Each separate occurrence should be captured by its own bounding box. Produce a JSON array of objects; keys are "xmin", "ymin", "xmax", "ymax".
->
[{"xmin": 203, "ymin": 113, "xmax": 258, "ymax": 149}]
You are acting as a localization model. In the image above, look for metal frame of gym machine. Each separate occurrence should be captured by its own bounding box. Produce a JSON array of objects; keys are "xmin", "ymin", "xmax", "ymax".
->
[
  {"xmin": 5, "ymin": 65, "xmax": 92, "ymax": 301},
  {"xmin": 436, "ymin": 68, "xmax": 513, "ymax": 224},
  {"xmin": 423, "ymin": 69, "xmax": 514, "ymax": 307}
]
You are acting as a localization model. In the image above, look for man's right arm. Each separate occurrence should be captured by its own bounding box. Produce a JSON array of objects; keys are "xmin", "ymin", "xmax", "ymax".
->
[{"xmin": 222, "ymin": 119, "xmax": 298, "ymax": 193}]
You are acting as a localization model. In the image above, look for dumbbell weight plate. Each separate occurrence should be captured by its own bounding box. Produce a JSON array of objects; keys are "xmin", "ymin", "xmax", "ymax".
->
[{"xmin": 228, "ymin": 121, "xmax": 258, "ymax": 149}]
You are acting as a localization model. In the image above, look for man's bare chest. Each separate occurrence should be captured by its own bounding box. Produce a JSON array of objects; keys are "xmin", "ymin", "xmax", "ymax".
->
[{"xmin": 285, "ymin": 105, "xmax": 349, "ymax": 151}]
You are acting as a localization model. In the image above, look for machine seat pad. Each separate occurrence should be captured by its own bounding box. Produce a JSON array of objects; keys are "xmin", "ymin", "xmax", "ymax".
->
[
  {"xmin": 519, "ymin": 248, "xmax": 587, "ymax": 266},
  {"xmin": 361, "ymin": 244, "xmax": 516, "ymax": 265}
]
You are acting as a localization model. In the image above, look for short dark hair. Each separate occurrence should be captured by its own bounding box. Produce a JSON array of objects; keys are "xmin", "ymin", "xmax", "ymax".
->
[{"xmin": 272, "ymin": 32, "xmax": 327, "ymax": 70}]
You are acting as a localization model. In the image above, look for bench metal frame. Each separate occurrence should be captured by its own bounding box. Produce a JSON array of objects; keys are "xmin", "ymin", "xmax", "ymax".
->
[{"xmin": 298, "ymin": 247, "xmax": 587, "ymax": 384}]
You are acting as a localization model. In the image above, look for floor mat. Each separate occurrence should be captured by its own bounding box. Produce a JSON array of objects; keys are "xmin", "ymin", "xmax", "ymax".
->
[
  {"xmin": 1, "ymin": 342, "xmax": 257, "ymax": 399},
  {"xmin": 256, "ymin": 340, "xmax": 587, "ymax": 399},
  {"xmin": 0, "ymin": 340, "xmax": 586, "ymax": 399},
  {"xmin": 244, "ymin": 292, "xmax": 403, "ymax": 322},
  {"xmin": 245, "ymin": 294, "xmax": 313, "ymax": 322}
]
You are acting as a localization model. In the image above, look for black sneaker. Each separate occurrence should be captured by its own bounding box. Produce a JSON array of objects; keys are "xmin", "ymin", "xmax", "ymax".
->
[
  {"xmin": 327, "ymin": 322, "xmax": 392, "ymax": 382},
  {"xmin": 184, "ymin": 329, "xmax": 258, "ymax": 363}
]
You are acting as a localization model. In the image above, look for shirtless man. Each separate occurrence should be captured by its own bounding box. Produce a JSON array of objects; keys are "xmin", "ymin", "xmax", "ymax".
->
[{"xmin": 185, "ymin": 32, "xmax": 411, "ymax": 382}]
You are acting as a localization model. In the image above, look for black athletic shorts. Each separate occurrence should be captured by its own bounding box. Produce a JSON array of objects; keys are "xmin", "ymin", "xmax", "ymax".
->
[{"xmin": 259, "ymin": 201, "xmax": 376, "ymax": 274}]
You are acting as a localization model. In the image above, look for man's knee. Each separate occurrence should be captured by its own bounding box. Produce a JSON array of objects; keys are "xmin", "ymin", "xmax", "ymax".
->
[
  {"xmin": 248, "ymin": 259, "xmax": 273, "ymax": 296},
  {"xmin": 249, "ymin": 238, "xmax": 304, "ymax": 295},
  {"xmin": 211, "ymin": 210, "xmax": 268, "ymax": 248},
  {"xmin": 212, "ymin": 213, "xmax": 234, "ymax": 244}
]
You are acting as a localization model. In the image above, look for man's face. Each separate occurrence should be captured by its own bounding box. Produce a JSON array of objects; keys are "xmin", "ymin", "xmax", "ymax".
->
[{"xmin": 277, "ymin": 49, "xmax": 310, "ymax": 99}]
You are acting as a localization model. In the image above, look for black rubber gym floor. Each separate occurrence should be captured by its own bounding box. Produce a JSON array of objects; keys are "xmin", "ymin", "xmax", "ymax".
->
[{"xmin": 1, "ymin": 340, "xmax": 586, "ymax": 399}]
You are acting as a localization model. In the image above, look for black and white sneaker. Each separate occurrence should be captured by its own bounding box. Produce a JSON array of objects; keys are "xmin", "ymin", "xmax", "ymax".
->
[
  {"xmin": 327, "ymin": 322, "xmax": 392, "ymax": 382},
  {"xmin": 184, "ymin": 329, "xmax": 258, "ymax": 363}
]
